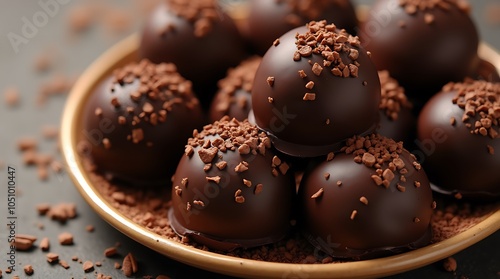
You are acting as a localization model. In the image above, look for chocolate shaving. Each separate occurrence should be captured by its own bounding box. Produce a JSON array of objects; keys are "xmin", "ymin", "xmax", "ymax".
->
[
  {"xmin": 399, "ymin": 0, "xmax": 471, "ymax": 14},
  {"xmin": 378, "ymin": 71, "xmax": 412, "ymax": 120},
  {"xmin": 341, "ymin": 134, "xmax": 418, "ymax": 191},
  {"xmin": 447, "ymin": 79, "xmax": 500, "ymax": 143},
  {"xmin": 311, "ymin": 188, "xmax": 324, "ymax": 199},
  {"xmin": 163, "ymin": 0, "xmax": 220, "ymax": 38},
  {"xmin": 294, "ymin": 20, "xmax": 362, "ymax": 79}
]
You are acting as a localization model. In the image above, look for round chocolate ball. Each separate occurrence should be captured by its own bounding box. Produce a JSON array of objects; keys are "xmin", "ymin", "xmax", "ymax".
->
[
  {"xmin": 245, "ymin": 0, "xmax": 358, "ymax": 55},
  {"xmin": 209, "ymin": 56, "xmax": 261, "ymax": 123},
  {"xmin": 360, "ymin": 0, "xmax": 479, "ymax": 96},
  {"xmin": 139, "ymin": 0, "xmax": 248, "ymax": 106},
  {"xmin": 81, "ymin": 59, "xmax": 204, "ymax": 185},
  {"xmin": 417, "ymin": 80, "xmax": 500, "ymax": 199},
  {"xmin": 377, "ymin": 70, "xmax": 415, "ymax": 143},
  {"xmin": 251, "ymin": 20, "xmax": 381, "ymax": 157},
  {"xmin": 169, "ymin": 117, "xmax": 296, "ymax": 251},
  {"xmin": 468, "ymin": 57, "xmax": 500, "ymax": 83},
  {"xmin": 298, "ymin": 134, "xmax": 434, "ymax": 259}
]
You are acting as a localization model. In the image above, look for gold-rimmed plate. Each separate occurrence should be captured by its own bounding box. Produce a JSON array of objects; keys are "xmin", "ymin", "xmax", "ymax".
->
[{"xmin": 60, "ymin": 33, "xmax": 500, "ymax": 279}]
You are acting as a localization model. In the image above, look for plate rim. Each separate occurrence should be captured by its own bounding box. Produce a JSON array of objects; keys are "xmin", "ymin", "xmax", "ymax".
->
[{"xmin": 60, "ymin": 33, "xmax": 500, "ymax": 279}]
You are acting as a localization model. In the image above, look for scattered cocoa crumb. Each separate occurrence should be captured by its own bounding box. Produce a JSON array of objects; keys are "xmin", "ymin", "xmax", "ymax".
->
[
  {"xmin": 46, "ymin": 203, "xmax": 77, "ymax": 223},
  {"xmin": 40, "ymin": 237, "xmax": 50, "ymax": 251},
  {"xmin": 59, "ymin": 260, "xmax": 70, "ymax": 269},
  {"xmin": 41, "ymin": 125, "xmax": 59, "ymax": 140},
  {"xmin": 4, "ymin": 86, "xmax": 20, "ymax": 107},
  {"xmin": 122, "ymin": 252, "xmax": 138, "ymax": 277},
  {"xmin": 114, "ymin": 262, "xmax": 121, "ymax": 269},
  {"xmin": 23, "ymin": 265, "xmax": 34, "ymax": 275},
  {"xmin": 85, "ymin": 225, "xmax": 95, "ymax": 232},
  {"xmin": 37, "ymin": 73, "xmax": 75, "ymax": 106},
  {"xmin": 36, "ymin": 203, "xmax": 51, "ymax": 215},
  {"xmin": 443, "ymin": 257, "xmax": 457, "ymax": 272},
  {"xmin": 58, "ymin": 232, "xmax": 74, "ymax": 245},
  {"xmin": 17, "ymin": 138, "xmax": 37, "ymax": 151},
  {"xmin": 83, "ymin": 261, "xmax": 94, "ymax": 273},
  {"xmin": 67, "ymin": 4, "xmax": 95, "ymax": 34},
  {"xmin": 34, "ymin": 50, "xmax": 54, "ymax": 73},
  {"xmin": 97, "ymin": 273, "xmax": 112, "ymax": 279},
  {"xmin": 47, "ymin": 253, "xmax": 59, "ymax": 263},
  {"xmin": 15, "ymin": 234, "xmax": 37, "ymax": 251},
  {"xmin": 104, "ymin": 246, "xmax": 118, "ymax": 257}
]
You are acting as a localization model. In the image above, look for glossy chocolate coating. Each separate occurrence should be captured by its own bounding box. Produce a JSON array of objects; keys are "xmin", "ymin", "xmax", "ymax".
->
[
  {"xmin": 139, "ymin": 1, "xmax": 247, "ymax": 106},
  {"xmin": 210, "ymin": 88, "xmax": 252, "ymax": 123},
  {"xmin": 209, "ymin": 56, "xmax": 261, "ymax": 122},
  {"xmin": 417, "ymin": 91, "xmax": 500, "ymax": 199},
  {"xmin": 298, "ymin": 150, "xmax": 433, "ymax": 259},
  {"xmin": 469, "ymin": 57, "xmax": 500, "ymax": 82},
  {"xmin": 251, "ymin": 25, "xmax": 381, "ymax": 157},
  {"xmin": 376, "ymin": 70, "xmax": 416, "ymax": 143},
  {"xmin": 360, "ymin": 0, "xmax": 479, "ymax": 98},
  {"xmin": 245, "ymin": 0, "xmax": 358, "ymax": 55},
  {"xmin": 169, "ymin": 120, "xmax": 295, "ymax": 251},
  {"xmin": 81, "ymin": 75, "xmax": 203, "ymax": 185},
  {"xmin": 377, "ymin": 108, "xmax": 415, "ymax": 143}
]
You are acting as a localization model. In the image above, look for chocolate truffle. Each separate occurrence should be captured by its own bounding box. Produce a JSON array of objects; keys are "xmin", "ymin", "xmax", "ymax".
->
[
  {"xmin": 417, "ymin": 80, "xmax": 500, "ymax": 199},
  {"xmin": 81, "ymin": 59, "xmax": 204, "ymax": 185},
  {"xmin": 139, "ymin": 0, "xmax": 247, "ymax": 106},
  {"xmin": 298, "ymin": 134, "xmax": 434, "ymax": 259},
  {"xmin": 245, "ymin": 0, "xmax": 358, "ymax": 55},
  {"xmin": 469, "ymin": 57, "xmax": 500, "ymax": 83},
  {"xmin": 251, "ymin": 20, "xmax": 381, "ymax": 157},
  {"xmin": 169, "ymin": 117, "xmax": 295, "ymax": 251},
  {"xmin": 360, "ymin": 0, "xmax": 479, "ymax": 97},
  {"xmin": 377, "ymin": 70, "xmax": 415, "ymax": 143},
  {"xmin": 209, "ymin": 56, "xmax": 261, "ymax": 123}
]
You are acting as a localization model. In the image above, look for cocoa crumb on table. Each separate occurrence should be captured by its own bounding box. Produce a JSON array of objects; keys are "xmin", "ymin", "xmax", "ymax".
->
[
  {"xmin": 4, "ymin": 86, "xmax": 20, "ymax": 107},
  {"xmin": 443, "ymin": 257, "xmax": 457, "ymax": 272}
]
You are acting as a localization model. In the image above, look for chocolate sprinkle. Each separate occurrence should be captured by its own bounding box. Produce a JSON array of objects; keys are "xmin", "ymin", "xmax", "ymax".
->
[
  {"xmin": 163, "ymin": 0, "xmax": 220, "ymax": 38},
  {"xmin": 378, "ymin": 71, "xmax": 412, "ymax": 120},
  {"xmin": 294, "ymin": 20, "xmax": 362, "ymax": 79},
  {"xmin": 399, "ymin": 0, "xmax": 471, "ymax": 14},
  {"xmin": 341, "ymin": 134, "xmax": 420, "ymax": 190},
  {"xmin": 311, "ymin": 188, "xmax": 324, "ymax": 199},
  {"xmin": 445, "ymin": 80, "xmax": 500, "ymax": 142}
]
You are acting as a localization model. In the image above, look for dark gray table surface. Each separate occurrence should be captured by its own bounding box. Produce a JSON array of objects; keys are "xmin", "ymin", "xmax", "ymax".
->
[{"xmin": 0, "ymin": 0, "xmax": 498, "ymax": 278}]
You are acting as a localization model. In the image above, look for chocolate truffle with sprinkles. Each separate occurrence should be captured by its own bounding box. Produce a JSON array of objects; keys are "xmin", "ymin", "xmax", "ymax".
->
[
  {"xmin": 377, "ymin": 70, "xmax": 415, "ymax": 143},
  {"xmin": 360, "ymin": 0, "xmax": 479, "ymax": 99},
  {"xmin": 298, "ymin": 134, "xmax": 434, "ymax": 259},
  {"xmin": 139, "ymin": 0, "xmax": 247, "ymax": 106},
  {"xmin": 244, "ymin": 0, "xmax": 358, "ymax": 55},
  {"xmin": 81, "ymin": 59, "xmax": 204, "ymax": 185},
  {"xmin": 209, "ymin": 56, "xmax": 261, "ymax": 123},
  {"xmin": 251, "ymin": 20, "xmax": 381, "ymax": 157},
  {"xmin": 169, "ymin": 117, "xmax": 295, "ymax": 251},
  {"xmin": 417, "ymin": 79, "xmax": 500, "ymax": 199}
]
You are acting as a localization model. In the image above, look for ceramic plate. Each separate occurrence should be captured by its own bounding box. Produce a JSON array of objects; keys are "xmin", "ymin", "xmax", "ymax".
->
[{"xmin": 61, "ymin": 33, "xmax": 500, "ymax": 279}]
